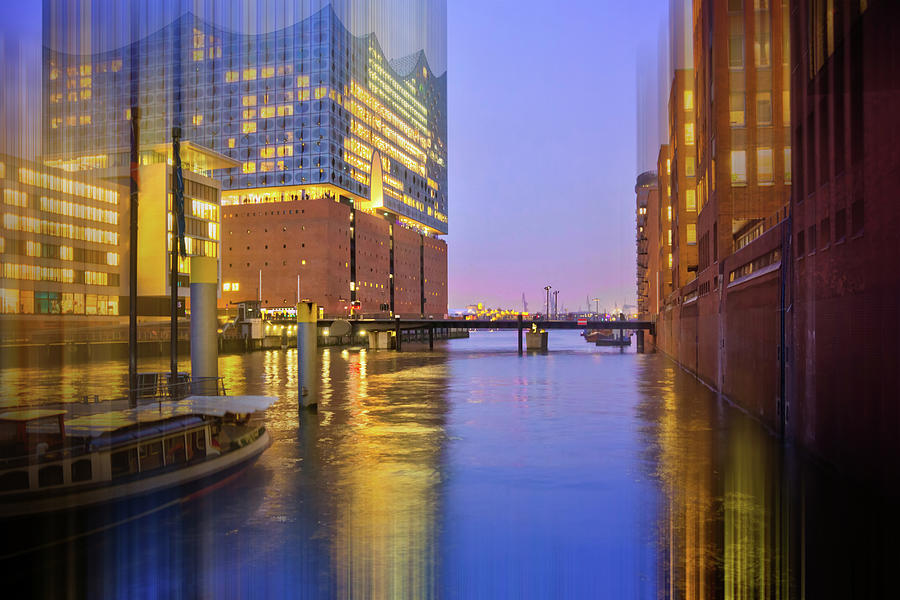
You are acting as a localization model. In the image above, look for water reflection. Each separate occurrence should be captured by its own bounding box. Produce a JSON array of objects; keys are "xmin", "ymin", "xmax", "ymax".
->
[{"xmin": 2, "ymin": 333, "xmax": 899, "ymax": 597}]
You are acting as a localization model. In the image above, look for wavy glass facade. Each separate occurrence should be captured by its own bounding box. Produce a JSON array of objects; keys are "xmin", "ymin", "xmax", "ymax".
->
[{"xmin": 43, "ymin": 3, "xmax": 448, "ymax": 235}]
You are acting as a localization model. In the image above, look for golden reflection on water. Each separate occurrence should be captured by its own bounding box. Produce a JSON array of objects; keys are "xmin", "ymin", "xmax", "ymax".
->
[
  {"xmin": 309, "ymin": 348, "xmax": 446, "ymax": 599},
  {"xmin": 644, "ymin": 360, "xmax": 794, "ymax": 599}
]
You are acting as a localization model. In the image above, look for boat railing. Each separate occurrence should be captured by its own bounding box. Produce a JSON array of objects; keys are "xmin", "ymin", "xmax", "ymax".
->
[{"xmin": 133, "ymin": 373, "xmax": 227, "ymax": 403}]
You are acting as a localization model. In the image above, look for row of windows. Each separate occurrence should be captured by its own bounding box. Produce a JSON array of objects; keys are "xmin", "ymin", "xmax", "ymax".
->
[
  {"xmin": 0, "ymin": 289, "xmax": 119, "ymax": 316},
  {"xmin": 1, "ymin": 262, "xmax": 118, "ymax": 286},
  {"xmin": 0, "ymin": 237, "xmax": 117, "ymax": 266},
  {"xmin": 729, "ymin": 91, "xmax": 790, "ymax": 126},
  {"xmin": 3, "ymin": 213, "xmax": 118, "ymax": 246},
  {"xmin": 17, "ymin": 168, "xmax": 118, "ymax": 205},
  {"xmin": 730, "ymin": 148, "xmax": 791, "ymax": 184}
]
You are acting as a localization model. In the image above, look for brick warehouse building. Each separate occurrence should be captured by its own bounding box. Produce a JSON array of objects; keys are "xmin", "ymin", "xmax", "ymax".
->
[
  {"xmin": 221, "ymin": 193, "xmax": 446, "ymax": 317},
  {"xmin": 43, "ymin": 3, "xmax": 449, "ymax": 318}
]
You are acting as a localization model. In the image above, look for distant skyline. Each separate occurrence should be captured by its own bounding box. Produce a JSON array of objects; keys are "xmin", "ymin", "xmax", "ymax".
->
[{"xmin": 3, "ymin": 1, "xmax": 669, "ymax": 313}]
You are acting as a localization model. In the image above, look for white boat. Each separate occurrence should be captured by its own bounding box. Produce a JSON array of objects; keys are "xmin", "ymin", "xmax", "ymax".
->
[{"xmin": 0, "ymin": 394, "xmax": 276, "ymax": 519}]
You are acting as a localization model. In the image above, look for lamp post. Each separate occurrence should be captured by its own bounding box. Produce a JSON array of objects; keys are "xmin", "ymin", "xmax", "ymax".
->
[{"xmin": 544, "ymin": 286, "xmax": 552, "ymax": 320}]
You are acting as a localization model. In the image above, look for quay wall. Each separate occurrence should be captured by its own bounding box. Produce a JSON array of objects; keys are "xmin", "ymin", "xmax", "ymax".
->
[{"xmin": 654, "ymin": 222, "xmax": 786, "ymax": 432}]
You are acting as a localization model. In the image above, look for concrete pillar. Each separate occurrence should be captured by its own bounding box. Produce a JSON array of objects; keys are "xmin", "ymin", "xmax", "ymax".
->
[
  {"xmin": 368, "ymin": 330, "xmax": 392, "ymax": 349},
  {"xmin": 395, "ymin": 318, "xmax": 402, "ymax": 352},
  {"xmin": 190, "ymin": 256, "xmax": 218, "ymax": 395},
  {"xmin": 297, "ymin": 301, "xmax": 318, "ymax": 409},
  {"xmin": 636, "ymin": 330, "xmax": 645, "ymax": 353},
  {"xmin": 525, "ymin": 330, "xmax": 549, "ymax": 351},
  {"xmin": 429, "ymin": 325, "xmax": 434, "ymax": 350}
]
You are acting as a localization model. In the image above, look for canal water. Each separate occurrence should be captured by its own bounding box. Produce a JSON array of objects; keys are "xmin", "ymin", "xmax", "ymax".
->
[{"xmin": 2, "ymin": 331, "xmax": 897, "ymax": 598}]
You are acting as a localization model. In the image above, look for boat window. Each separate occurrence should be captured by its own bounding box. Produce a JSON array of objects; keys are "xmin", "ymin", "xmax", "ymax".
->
[
  {"xmin": 165, "ymin": 435, "xmax": 187, "ymax": 465},
  {"xmin": 186, "ymin": 430, "xmax": 206, "ymax": 463},
  {"xmin": 139, "ymin": 441, "xmax": 164, "ymax": 472},
  {"xmin": 71, "ymin": 459, "xmax": 92, "ymax": 482},
  {"xmin": 111, "ymin": 448, "xmax": 138, "ymax": 478},
  {"xmin": 38, "ymin": 464, "xmax": 64, "ymax": 487},
  {"xmin": 0, "ymin": 470, "xmax": 28, "ymax": 491}
]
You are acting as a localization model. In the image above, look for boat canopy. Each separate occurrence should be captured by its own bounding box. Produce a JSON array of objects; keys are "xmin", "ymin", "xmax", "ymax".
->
[
  {"xmin": 0, "ymin": 409, "xmax": 67, "ymax": 422},
  {"xmin": 161, "ymin": 395, "xmax": 277, "ymax": 417},
  {"xmin": 64, "ymin": 396, "xmax": 277, "ymax": 439}
]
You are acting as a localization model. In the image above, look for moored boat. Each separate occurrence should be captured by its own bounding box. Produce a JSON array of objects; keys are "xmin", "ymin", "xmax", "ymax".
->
[{"xmin": 0, "ymin": 394, "xmax": 275, "ymax": 519}]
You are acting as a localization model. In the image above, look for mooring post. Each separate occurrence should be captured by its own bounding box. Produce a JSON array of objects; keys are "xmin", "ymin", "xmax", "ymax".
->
[
  {"xmin": 189, "ymin": 256, "xmax": 218, "ymax": 395},
  {"xmin": 517, "ymin": 314, "xmax": 523, "ymax": 355},
  {"xmin": 297, "ymin": 301, "xmax": 318, "ymax": 409},
  {"xmin": 429, "ymin": 324, "xmax": 434, "ymax": 350}
]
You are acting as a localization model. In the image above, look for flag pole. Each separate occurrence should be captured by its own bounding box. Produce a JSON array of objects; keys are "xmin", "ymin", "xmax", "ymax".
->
[{"xmin": 170, "ymin": 127, "xmax": 182, "ymax": 389}]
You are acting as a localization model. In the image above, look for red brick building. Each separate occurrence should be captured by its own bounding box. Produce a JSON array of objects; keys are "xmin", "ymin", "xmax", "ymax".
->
[
  {"xmin": 220, "ymin": 192, "xmax": 447, "ymax": 318},
  {"xmin": 788, "ymin": 0, "xmax": 900, "ymax": 483}
]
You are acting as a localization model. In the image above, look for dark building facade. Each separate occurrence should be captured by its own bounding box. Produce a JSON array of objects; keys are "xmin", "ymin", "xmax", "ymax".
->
[{"xmin": 788, "ymin": 0, "xmax": 900, "ymax": 484}]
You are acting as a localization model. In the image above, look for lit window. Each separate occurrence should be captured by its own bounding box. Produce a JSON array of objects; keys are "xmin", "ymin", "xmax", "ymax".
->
[
  {"xmin": 242, "ymin": 122, "xmax": 257, "ymax": 134},
  {"xmin": 667, "ymin": 205, "xmax": 672, "ymax": 221},
  {"xmin": 106, "ymin": 252, "xmax": 119, "ymax": 266},
  {"xmin": 729, "ymin": 35, "xmax": 744, "ymax": 68},
  {"xmin": 259, "ymin": 161, "xmax": 274, "ymax": 172},
  {"xmin": 757, "ymin": 148, "xmax": 774, "ymax": 183},
  {"xmin": 261, "ymin": 67, "xmax": 275, "ymax": 78},
  {"xmin": 243, "ymin": 162, "xmax": 256, "ymax": 174},
  {"xmin": 277, "ymin": 145, "xmax": 293, "ymax": 157},
  {"xmin": 757, "ymin": 92, "xmax": 772, "ymax": 124},
  {"xmin": 225, "ymin": 71, "xmax": 239, "ymax": 83},
  {"xmin": 687, "ymin": 224, "xmax": 697, "ymax": 245},
  {"xmin": 686, "ymin": 189, "xmax": 697, "ymax": 211},
  {"xmin": 668, "ymin": 230, "xmax": 672, "ymax": 245},
  {"xmin": 193, "ymin": 50, "xmax": 204, "ymax": 62},
  {"xmin": 784, "ymin": 147, "xmax": 792, "ymax": 182},
  {"xmin": 666, "ymin": 159, "xmax": 671, "ymax": 175},
  {"xmin": 227, "ymin": 138, "xmax": 235, "ymax": 149},
  {"xmin": 223, "ymin": 283, "xmax": 231, "ymax": 291},
  {"xmin": 260, "ymin": 147, "xmax": 275, "ymax": 159},
  {"xmin": 684, "ymin": 90, "xmax": 693, "ymax": 111},
  {"xmin": 192, "ymin": 114, "xmax": 203, "ymax": 125},
  {"xmin": 783, "ymin": 91, "xmax": 791, "ymax": 124},
  {"xmin": 3, "ymin": 189, "xmax": 27, "ymax": 207},
  {"xmin": 243, "ymin": 68, "xmax": 257, "ymax": 81},
  {"xmin": 684, "ymin": 123, "xmax": 695, "ymax": 145},
  {"xmin": 731, "ymin": 150, "xmax": 747, "ymax": 184},
  {"xmin": 729, "ymin": 93, "xmax": 745, "ymax": 126},
  {"xmin": 260, "ymin": 107, "xmax": 275, "ymax": 119},
  {"xmin": 242, "ymin": 109, "xmax": 256, "ymax": 120},
  {"xmin": 668, "ymin": 253, "xmax": 673, "ymax": 268},
  {"xmin": 60, "ymin": 246, "xmax": 73, "ymax": 260},
  {"xmin": 314, "ymin": 86, "xmax": 327, "ymax": 100},
  {"xmin": 297, "ymin": 75, "xmax": 310, "ymax": 87},
  {"xmin": 277, "ymin": 105, "xmax": 294, "ymax": 116},
  {"xmin": 686, "ymin": 156, "xmax": 695, "ymax": 177},
  {"xmin": 242, "ymin": 95, "xmax": 257, "ymax": 107}
]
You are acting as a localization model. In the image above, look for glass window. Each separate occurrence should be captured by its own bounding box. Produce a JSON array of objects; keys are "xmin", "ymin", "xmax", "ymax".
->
[
  {"xmin": 730, "ymin": 93, "xmax": 745, "ymax": 126},
  {"xmin": 783, "ymin": 91, "xmax": 791, "ymax": 124},
  {"xmin": 729, "ymin": 36, "xmax": 745, "ymax": 68},
  {"xmin": 686, "ymin": 189, "xmax": 697, "ymax": 211},
  {"xmin": 784, "ymin": 147, "xmax": 792, "ymax": 182},
  {"xmin": 684, "ymin": 90, "xmax": 693, "ymax": 111},
  {"xmin": 755, "ymin": 31, "xmax": 771, "ymax": 67},
  {"xmin": 139, "ymin": 441, "xmax": 165, "ymax": 472},
  {"xmin": 687, "ymin": 224, "xmax": 697, "ymax": 245},
  {"xmin": 731, "ymin": 150, "xmax": 747, "ymax": 184},
  {"xmin": 684, "ymin": 123, "xmax": 695, "ymax": 145},
  {"xmin": 111, "ymin": 448, "xmax": 138, "ymax": 478},
  {"xmin": 757, "ymin": 92, "xmax": 773, "ymax": 124},
  {"xmin": 686, "ymin": 156, "xmax": 696, "ymax": 177},
  {"xmin": 758, "ymin": 148, "xmax": 774, "ymax": 183},
  {"xmin": 728, "ymin": 0, "xmax": 743, "ymax": 11}
]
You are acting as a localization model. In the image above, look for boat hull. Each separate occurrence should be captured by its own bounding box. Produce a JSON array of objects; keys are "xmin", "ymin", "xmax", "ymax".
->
[{"xmin": 0, "ymin": 429, "xmax": 271, "ymax": 520}]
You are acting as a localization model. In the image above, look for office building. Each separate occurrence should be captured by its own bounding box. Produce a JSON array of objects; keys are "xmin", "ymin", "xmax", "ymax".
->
[{"xmin": 43, "ymin": 2, "xmax": 449, "ymax": 317}]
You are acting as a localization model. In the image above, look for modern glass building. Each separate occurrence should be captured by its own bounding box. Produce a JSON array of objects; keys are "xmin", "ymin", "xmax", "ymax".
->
[{"xmin": 43, "ymin": 2, "xmax": 448, "ymax": 236}]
